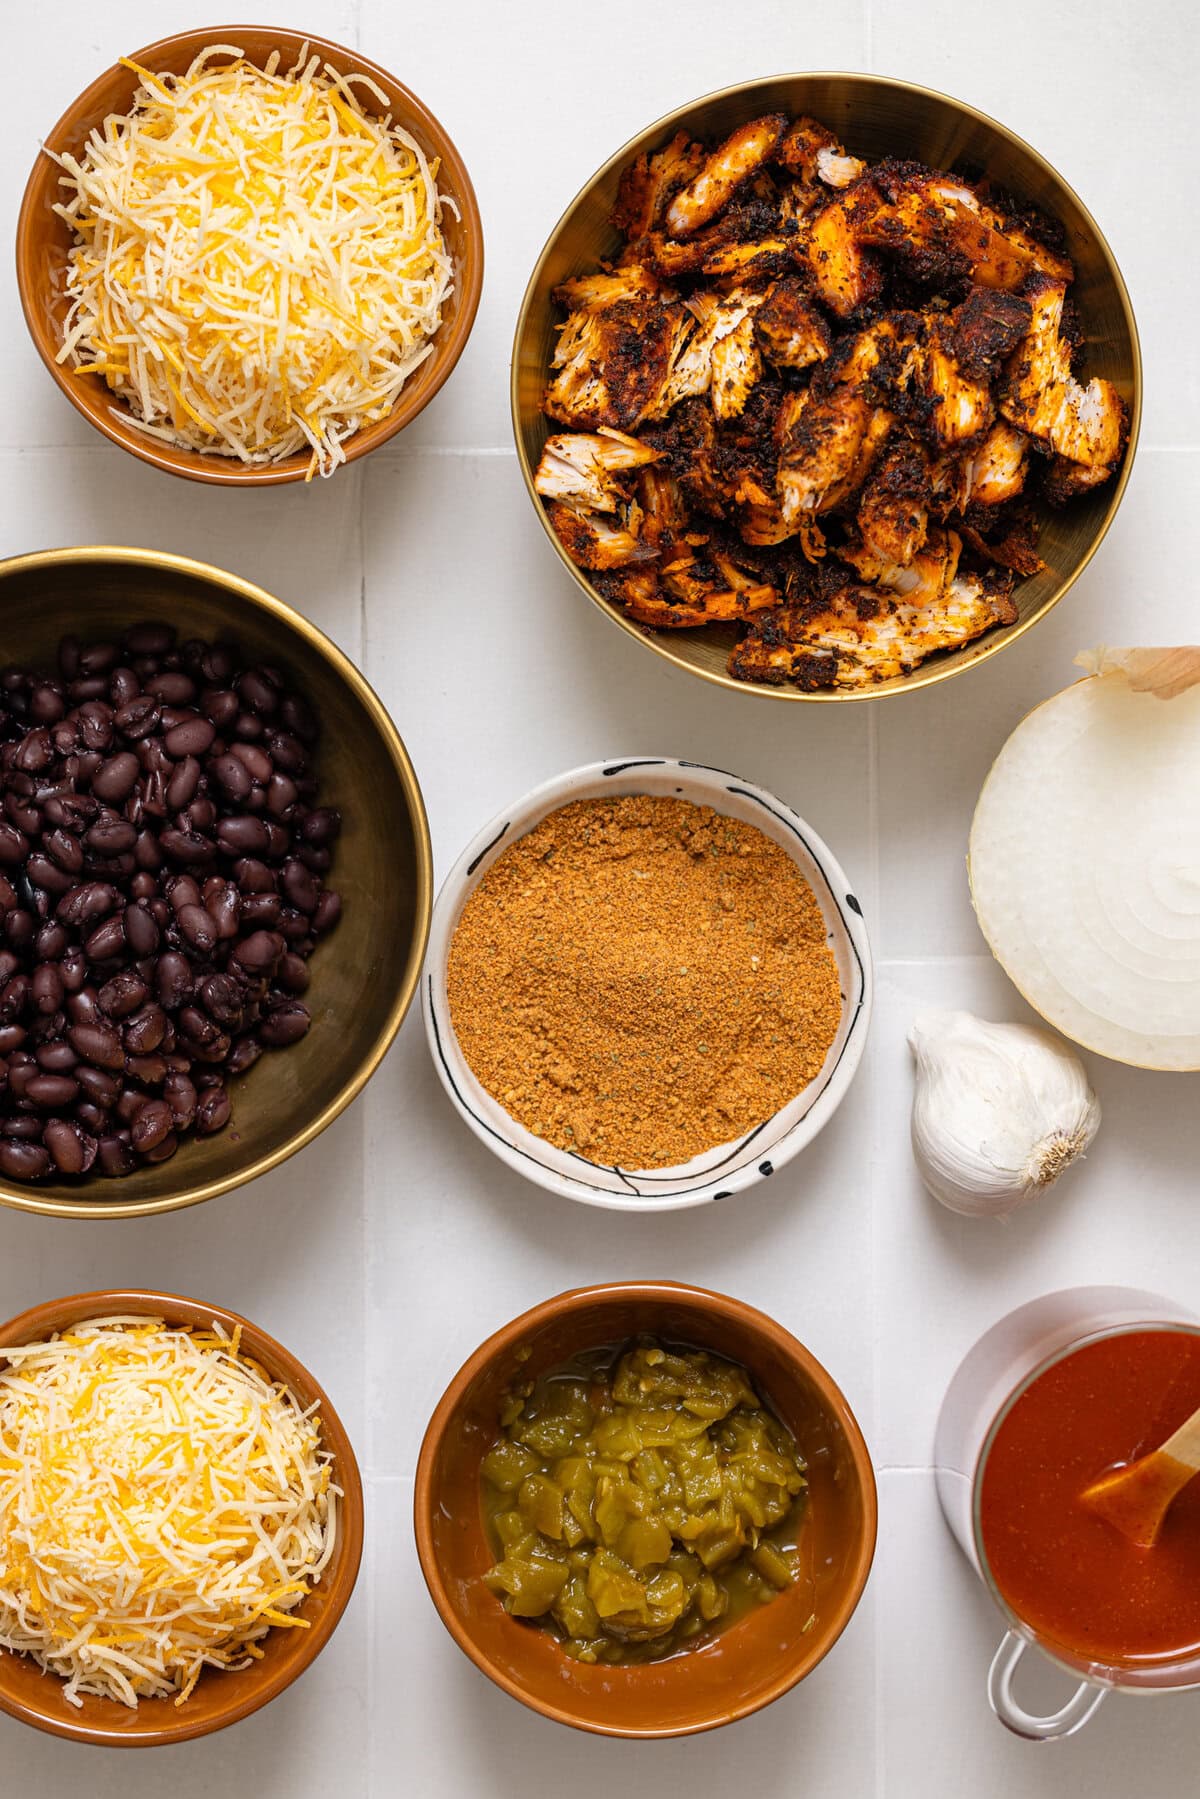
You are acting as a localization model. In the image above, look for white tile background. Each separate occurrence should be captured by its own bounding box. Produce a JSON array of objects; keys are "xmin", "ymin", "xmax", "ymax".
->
[{"xmin": 1, "ymin": 2, "xmax": 1198, "ymax": 1793}]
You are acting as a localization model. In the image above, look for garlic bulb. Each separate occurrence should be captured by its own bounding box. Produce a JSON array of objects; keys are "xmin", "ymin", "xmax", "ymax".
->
[{"xmin": 909, "ymin": 1008, "xmax": 1101, "ymax": 1217}]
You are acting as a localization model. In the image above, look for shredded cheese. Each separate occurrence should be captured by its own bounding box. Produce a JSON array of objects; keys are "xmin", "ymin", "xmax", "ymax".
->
[
  {"xmin": 49, "ymin": 44, "xmax": 454, "ymax": 478},
  {"xmin": 0, "ymin": 1316, "xmax": 338, "ymax": 1707}
]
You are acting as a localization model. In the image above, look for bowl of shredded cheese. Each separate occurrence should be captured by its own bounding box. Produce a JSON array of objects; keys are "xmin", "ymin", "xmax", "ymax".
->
[
  {"xmin": 0, "ymin": 1289, "xmax": 363, "ymax": 1745},
  {"xmin": 17, "ymin": 30, "xmax": 483, "ymax": 483}
]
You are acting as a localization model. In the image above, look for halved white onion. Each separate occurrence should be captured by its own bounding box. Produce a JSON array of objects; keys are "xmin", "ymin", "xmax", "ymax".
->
[{"xmin": 969, "ymin": 648, "xmax": 1200, "ymax": 1070}]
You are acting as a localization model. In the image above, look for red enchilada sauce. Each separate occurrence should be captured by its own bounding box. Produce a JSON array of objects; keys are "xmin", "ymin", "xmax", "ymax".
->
[{"xmin": 981, "ymin": 1330, "xmax": 1200, "ymax": 1666}]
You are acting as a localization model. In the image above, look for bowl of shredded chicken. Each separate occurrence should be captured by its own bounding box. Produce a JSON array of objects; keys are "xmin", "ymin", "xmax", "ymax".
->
[
  {"xmin": 18, "ymin": 32, "xmax": 482, "ymax": 483},
  {"xmin": 512, "ymin": 73, "xmax": 1139, "ymax": 699},
  {"xmin": 0, "ymin": 1293, "xmax": 363, "ymax": 1745}
]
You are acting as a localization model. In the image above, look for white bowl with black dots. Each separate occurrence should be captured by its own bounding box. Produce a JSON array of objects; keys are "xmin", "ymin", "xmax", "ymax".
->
[{"xmin": 422, "ymin": 758, "xmax": 872, "ymax": 1211}]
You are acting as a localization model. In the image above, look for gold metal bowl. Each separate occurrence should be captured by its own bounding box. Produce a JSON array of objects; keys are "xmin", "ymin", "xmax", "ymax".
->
[
  {"xmin": 0, "ymin": 547, "xmax": 432, "ymax": 1219},
  {"xmin": 512, "ymin": 73, "xmax": 1141, "ymax": 703}
]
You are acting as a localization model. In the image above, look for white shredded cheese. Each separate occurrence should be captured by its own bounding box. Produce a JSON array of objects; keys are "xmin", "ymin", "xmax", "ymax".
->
[
  {"xmin": 0, "ymin": 1316, "xmax": 338, "ymax": 1707},
  {"xmin": 49, "ymin": 44, "xmax": 455, "ymax": 478}
]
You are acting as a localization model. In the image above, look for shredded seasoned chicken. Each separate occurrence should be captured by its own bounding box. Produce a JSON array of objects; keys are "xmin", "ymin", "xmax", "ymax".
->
[{"xmin": 538, "ymin": 110, "xmax": 1129, "ymax": 690}]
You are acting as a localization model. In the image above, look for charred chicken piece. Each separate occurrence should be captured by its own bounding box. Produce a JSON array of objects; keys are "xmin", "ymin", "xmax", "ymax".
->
[
  {"xmin": 729, "ymin": 567, "xmax": 1018, "ymax": 689},
  {"xmin": 856, "ymin": 439, "xmax": 931, "ymax": 565},
  {"xmin": 753, "ymin": 278, "xmax": 832, "ymax": 370},
  {"xmin": 545, "ymin": 501, "xmax": 656, "ymax": 571},
  {"xmin": 534, "ymin": 429, "xmax": 661, "ymax": 512},
  {"xmin": 804, "ymin": 179, "xmax": 886, "ymax": 317},
  {"xmin": 611, "ymin": 131, "xmax": 706, "ymax": 240},
  {"xmin": 664, "ymin": 114, "xmax": 787, "ymax": 238},
  {"xmin": 999, "ymin": 274, "xmax": 1128, "ymax": 500},
  {"xmin": 545, "ymin": 294, "xmax": 685, "ymax": 430},
  {"xmin": 775, "ymin": 116, "xmax": 865, "ymax": 193},
  {"xmin": 950, "ymin": 287, "xmax": 1033, "ymax": 380},
  {"xmin": 775, "ymin": 385, "xmax": 890, "ymax": 527},
  {"xmin": 859, "ymin": 166, "xmax": 1074, "ymax": 291}
]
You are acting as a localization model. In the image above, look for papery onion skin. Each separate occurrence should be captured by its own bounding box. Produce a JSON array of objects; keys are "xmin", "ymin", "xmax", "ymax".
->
[{"xmin": 969, "ymin": 650, "xmax": 1200, "ymax": 1071}]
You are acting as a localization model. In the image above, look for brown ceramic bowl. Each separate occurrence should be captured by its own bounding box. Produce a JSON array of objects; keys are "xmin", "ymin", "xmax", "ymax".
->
[
  {"xmin": 17, "ymin": 26, "xmax": 483, "ymax": 484},
  {"xmin": 513, "ymin": 72, "xmax": 1141, "ymax": 701},
  {"xmin": 414, "ymin": 1281, "xmax": 877, "ymax": 1737},
  {"xmin": 0, "ymin": 546, "xmax": 432, "ymax": 1220},
  {"xmin": 0, "ymin": 1288, "xmax": 364, "ymax": 1747}
]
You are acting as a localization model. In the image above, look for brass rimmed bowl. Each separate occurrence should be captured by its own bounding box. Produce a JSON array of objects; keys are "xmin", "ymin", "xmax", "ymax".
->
[
  {"xmin": 17, "ymin": 27, "xmax": 484, "ymax": 485},
  {"xmin": 0, "ymin": 1288, "xmax": 364, "ymax": 1747},
  {"xmin": 512, "ymin": 72, "xmax": 1141, "ymax": 702},
  {"xmin": 0, "ymin": 546, "xmax": 432, "ymax": 1219}
]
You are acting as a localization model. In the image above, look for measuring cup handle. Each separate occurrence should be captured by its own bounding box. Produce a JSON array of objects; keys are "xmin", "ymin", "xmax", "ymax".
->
[{"xmin": 987, "ymin": 1631, "xmax": 1107, "ymax": 1741}]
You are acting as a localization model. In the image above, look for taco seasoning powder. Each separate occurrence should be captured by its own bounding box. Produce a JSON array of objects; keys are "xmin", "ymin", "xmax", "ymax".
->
[{"xmin": 445, "ymin": 794, "xmax": 843, "ymax": 1169}]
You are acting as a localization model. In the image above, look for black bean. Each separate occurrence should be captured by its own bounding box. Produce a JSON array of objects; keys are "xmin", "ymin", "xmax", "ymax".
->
[
  {"xmin": 200, "ymin": 973, "xmax": 244, "ymax": 1029},
  {"xmin": 84, "ymin": 916, "xmax": 126, "ymax": 962},
  {"xmin": 27, "ymin": 854, "xmax": 73, "ymax": 895},
  {"xmin": 34, "ymin": 920, "xmax": 67, "ymax": 961},
  {"xmin": 124, "ymin": 1004, "xmax": 166, "ymax": 1055},
  {"xmin": 240, "ymin": 893, "xmax": 282, "ymax": 929},
  {"xmin": 124, "ymin": 901, "xmax": 160, "ymax": 956},
  {"xmin": 4, "ymin": 912, "xmax": 35, "ymax": 951},
  {"xmin": 260, "ymin": 1001, "xmax": 311, "ymax": 1047},
  {"xmin": 225, "ymin": 1035, "xmax": 263, "ymax": 1077},
  {"xmin": 146, "ymin": 672, "xmax": 196, "ymax": 705},
  {"xmin": 30, "ymin": 684, "xmax": 66, "ymax": 725},
  {"xmin": 144, "ymin": 1131, "xmax": 179, "ymax": 1164},
  {"xmin": 177, "ymin": 903, "xmax": 218, "ymax": 953},
  {"xmin": 159, "ymin": 828, "xmax": 213, "ymax": 866},
  {"xmin": 76, "ymin": 1065, "xmax": 119, "ymax": 1108},
  {"xmin": 31, "ymin": 964, "xmax": 63, "ymax": 1014},
  {"xmin": 281, "ymin": 858, "xmax": 319, "ymax": 913},
  {"xmin": 44, "ymin": 828, "xmax": 84, "ymax": 873},
  {"xmin": 92, "ymin": 752, "xmax": 140, "ymax": 803},
  {"xmin": 217, "ymin": 815, "xmax": 270, "ymax": 857},
  {"xmin": 167, "ymin": 876, "xmax": 203, "ymax": 913},
  {"xmin": 277, "ymin": 952, "xmax": 311, "ymax": 994},
  {"xmin": 59, "ymin": 948, "xmax": 87, "ymax": 993},
  {"xmin": 110, "ymin": 667, "xmax": 140, "ymax": 708},
  {"xmin": 155, "ymin": 951, "xmax": 192, "ymax": 1010},
  {"xmin": 163, "ymin": 1072, "xmax": 197, "ymax": 1130},
  {"xmin": 0, "ymin": 824, "xmax": 29, "ymax": 866},
  {"xmin": 300, "ymin": 807, "xmax": 342, "ymax": 847},
  {"xmin": 86, "ymin": 817, "xmax": 137, "ymax": 856},
  {"xmin": 96, "ymin": 1134, "xmax": 135, "ymax": 1177},
  {"xmin": 0, "ymin": 976, "xmax": 30, "ymax": 1022},
  {"xmin": 195, "ymin": 1085, "xmax": 231, "ymax": 1134},
  {"xmin": 98, "ymin": 970, "xmax": 148, "ymax": 1018},
  {"xmin": 166, "ymin": 756, "xmax": 201, "ymax": 810},
  {"xmin": 27, "ymin": 1072, "xmax": 80, "ymax": 1108},
  {"xmin": 0, "ymin": 1140, "xmax": 50, "ymax": 1180},
  {"xmin": 115, "ymin": 696, "xmax": 160, "ymax": 739},
  {"xmin": 126, "ymin": 1053, "xmax": 167, "ymax": 1086},
  {"xmin": 44, "ymin": 1118, "xmax": 88, "ymax": 1174},
  {"xmin": 202, "ymin": 880, "xmax": 240, "ymax": 939},
  {"xmin": 165, "ymin": 716, "xmax": 216, "ymax": 758},
  {"xmin": 233, "ymin": 858, "xmax": 275, "ymax": 894},
  {"xmin": 232, "ymin": 930, "xmax": 285, "ymax": 973},
  {"xmin": 15, "ymin": 727, "xmax": 54, "ymax": 773},
  {"xmin": 36, "ymin": 1040, "xmax": 77, "ymax": 1072},
  {"xmin": 80, "ymin": 641, "xmax": 117, "ymax": 676},
  {"xmin": 68, "ymin": 1021, "xmax": 125, "ymax": 1070},
  {"xmin": 209, "ymin": 753, "xmax": 252, "ymax": 801},
  {"xmin": 0, "ymin": 1025, "xmax": 26, "ymax": 1054},
  {"xmin": 267, "ymin": 773, "xmax": 298, "ymax": 817},
  {"xmin": 77, "ymin": 702, "xmax": 114, "ymax": 752},
  {"xmin": 312, "ymin": 891, "xmax": 342, "ymax": 934}
]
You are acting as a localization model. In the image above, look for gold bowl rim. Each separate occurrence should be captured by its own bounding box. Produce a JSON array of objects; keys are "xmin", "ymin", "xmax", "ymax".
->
[
  {"xmin": 510, "ymin": 70, "xmax": 1143, "ymax": 703},
  {"xmin": 0, "ymin": 544, "xmax": 433, "ymax": 1221}
]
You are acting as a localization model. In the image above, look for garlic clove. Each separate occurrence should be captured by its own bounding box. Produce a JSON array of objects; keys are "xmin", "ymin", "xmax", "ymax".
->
[{"xmin": 908, "ymin": 1008, "xmax": 1101, "ymax": 1218}]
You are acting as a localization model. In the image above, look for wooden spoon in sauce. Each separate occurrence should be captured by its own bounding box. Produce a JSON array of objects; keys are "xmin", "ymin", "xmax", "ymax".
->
[{"xmin": 1081, "ymin": 1402, "xmax": 1200, "ymax": 1549}]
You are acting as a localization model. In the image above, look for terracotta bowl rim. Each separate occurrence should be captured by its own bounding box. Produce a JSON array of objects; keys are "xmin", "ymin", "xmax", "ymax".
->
[
  {"xmin": 413, "ymin": 1278, "xmax": 879, "ymax": 1738},
  {"xmin": 0, "ymin": 543, "xmax": 433, "ymax": 1221},
  {"xmin": 0, "ymin": 1287, "xmax": 365, "ymax": 1747},
  {"xmin": 510, "ymin": 68, "xmax": 1143, "ymax": 702},
  {"xmin": 16, "ymin": 23, "xmax": 484, "ymax": 485}
]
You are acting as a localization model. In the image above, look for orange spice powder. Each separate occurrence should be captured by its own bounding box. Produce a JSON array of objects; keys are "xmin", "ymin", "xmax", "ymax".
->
[{"xmin": 446, "ymin": 795, "xmax": 843, "ymax": 1169}]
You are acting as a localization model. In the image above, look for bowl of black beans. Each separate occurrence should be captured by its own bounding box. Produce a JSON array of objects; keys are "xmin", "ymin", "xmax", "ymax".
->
[{"xmin": 0, "ymin": 546, "xmax": 431, "ymax": 1217}]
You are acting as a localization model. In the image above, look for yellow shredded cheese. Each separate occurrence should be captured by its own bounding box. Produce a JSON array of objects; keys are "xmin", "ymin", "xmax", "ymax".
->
[
  {"xmin": 49, "ymin": 44, "xmax": 454, "ymax": 478},
  {"xmin": 0, "ymin": 1316, "xmax": 338, "ymax": 1707}
]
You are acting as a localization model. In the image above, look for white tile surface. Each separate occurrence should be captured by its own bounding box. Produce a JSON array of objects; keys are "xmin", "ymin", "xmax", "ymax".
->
[{"xmin": 0, "ymin": 3, "xmax": 1197, "ymax": 1794}]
